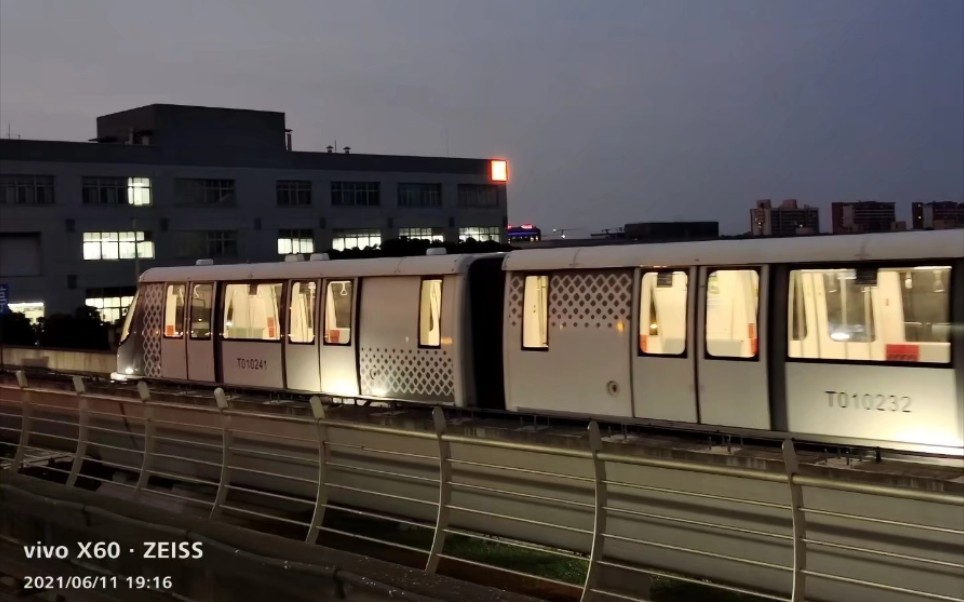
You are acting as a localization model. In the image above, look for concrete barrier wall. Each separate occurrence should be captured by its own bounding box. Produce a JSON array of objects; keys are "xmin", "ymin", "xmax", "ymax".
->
[{"xmin": 0, "ymin": 345, "xmax": 114, "ymax": 375}]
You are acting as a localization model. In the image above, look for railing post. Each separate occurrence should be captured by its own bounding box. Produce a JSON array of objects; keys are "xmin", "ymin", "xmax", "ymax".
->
[
  {"xmin": 65, "ymin": 376, "xmax": 89, "ymax": 487},
  {"xmin": 425, "ymin": 406, "xmax": 452, "ymax": 573},
  {"xmin": 133, "ymin": 381, "xmax": 154, "ymax": 498},
  {"xmin": 305, "ymin": 396, "xmax": 330, "ymax": 544},
  {"xmin": 782, "ymin": 439, "xmax": 808, "ymax": 602},
  {"xmin": 580, "ymin": 421, "xmax": 609, "ymax": 602},
  {"xmin": 12, "ymin": 370, "xmax": 31, "ymax": 470},
  {"xmin": 209, "ymin": 387, "xmax": 233, "ymax": 519}
]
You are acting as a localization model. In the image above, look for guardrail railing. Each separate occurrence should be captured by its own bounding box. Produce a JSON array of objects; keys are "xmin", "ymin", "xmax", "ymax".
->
[{"xmin": 1, "ymin": 371, "xmax": 962, "ymax": 602}]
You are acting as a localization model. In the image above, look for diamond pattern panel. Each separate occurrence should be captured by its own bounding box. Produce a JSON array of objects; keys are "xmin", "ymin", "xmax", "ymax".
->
[
  {"xmin": 140, "ymin": 283, "xmax": 164, "ymax": 378},
  {"xmin": 507, "ymin": 274, "xmax": 524, "ymax": 327},
  {"xmin": 359, "ymin": 347, "xmax": 455, "ymax": 402},
  {"xmin": 550, "ymin": 271, "xmax": 632, "ymax": 330}
]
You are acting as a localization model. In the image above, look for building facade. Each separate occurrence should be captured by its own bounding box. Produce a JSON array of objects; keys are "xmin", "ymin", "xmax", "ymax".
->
[
  {"xmin": 912, "ymin": 201, "xmax": 964, "ymax": 230},
  {"xmin": 831, "ymin": 201, "xmax": 904, "ymax": 234},
  {"xmin": 750, "ymin": 199, "xmax": 819, "ymax": 237},
  {"xmin": 0, "ymin": 104, "xmax": 509, "ymax": 321}
]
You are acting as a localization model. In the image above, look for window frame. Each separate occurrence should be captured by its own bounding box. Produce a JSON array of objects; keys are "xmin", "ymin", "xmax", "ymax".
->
[
  {"xmin": 287, "ymin": 279, "xmax": 319, "ymax": 345},
  {"xmin": 119, "ymin": 290, "xmax": 140, "ymax": 344},
  {"xmin": 163, "ymin": 283, "xmax": 187, "ymax": 339},
  {"xmin": 220, "ymin": 280, "xmax": 286, "ymax": 343},
  {"xmin": 189, "ymin": 282, "xmax": 215, "ymax": 341},
  {"xmin": 418, "ymin": 277, "xmax": 444, "ymax": 349},
  {"xmin": 702, "ymin": 267, "xmax": 762, "ymax": 362},
  {"xmin": 783, "ymin": 260, "xmax": 956, "ymax": 367},
  {"xmin": 520, "ymin": 273, "xmax": 551, "ymax": 351},
  {"xmin": 323, "ymin": 279, "xmax": 355, "ymax": 346},
  {"xmin": 637, "ymin": 269, "xmax": 690, "ymax": 358}
]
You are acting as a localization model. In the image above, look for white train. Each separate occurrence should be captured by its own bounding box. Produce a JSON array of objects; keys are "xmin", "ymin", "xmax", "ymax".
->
[{"xmin": 113, "ymin": 230, "xmax": 964, "ymax": 454}]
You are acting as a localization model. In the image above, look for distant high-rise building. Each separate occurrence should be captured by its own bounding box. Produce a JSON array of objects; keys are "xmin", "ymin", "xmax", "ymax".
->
[
  {"xmin": 912, "ymin": 201, "xmax": 964, "ymax": 230},
  {"xmin": 831, "ymin": 201, "xmax": 904, "ymax": 234},
  {"xmin": 750, "ymin": 199, "xmax": 819, "ymax": 237}
]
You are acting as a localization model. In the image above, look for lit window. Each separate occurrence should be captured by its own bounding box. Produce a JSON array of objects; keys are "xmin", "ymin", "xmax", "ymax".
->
[
  {"xmin": 223, "ymin": 282, "xmax": 284, "ymax": 341},
  {"xmin": 128, "ymin": 177, "xmax": 152, "ymax": 206},
  {"xmin": 331, "ymin": 229, "xmax": 381, "ymax": 251},
  {"xmin": 289, "ymin": 280, "xmax": 317, "ymax": 344},
  {"xmin": 639, "ymin": 271, "xmax": 688, "ymax": 356},
  {"xmin": 490, "ymin": 160, "xmax": 508, "ymax": 182},
  {"xmin": 522, "ymin": 275, "xmax": 549, "ymax": 349},
  {"xmin": 85, "ymin": 288, "xmax": 136, "ymax": 324},
  {"xmin": 788, "ymin": 265, "xmax": 951, "ymax": 364},
  {"xmin": 82, "ymin": 231, "xmax": 154, "ymax": 260},
  {"xmin": 8, "ymin": 301, "xmax": 45, "ymax": 324},
  {"xmin": 163, "ymin": 283, "xmax": 185, "ymax": 338},
  {"xmin": 459, "ymin": 226, "xmax": 500, "ymax": 242},
  {"xmin": 278, "ymin": 229, "xmax": 314, "ymax": 255},
  {"xmin": 324, "ymin": 280, "xmax": 353, "ymax": 345},
  {"xmin": 399, "ymin": 227, "xmax": 444, "ymax": 242},
  {"xmin": 190, "ymin": 283, "xmax": 213, "ymax": 340},
  {"xmin": 705, "ymin": 269, "xmax": 759, "ymax": 359},
  {"xmin": 419, "ymin": 279, "xmax": 443, "ymax": 347}
]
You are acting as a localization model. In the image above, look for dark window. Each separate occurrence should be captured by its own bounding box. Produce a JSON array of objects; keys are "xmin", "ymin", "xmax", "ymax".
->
[
  {"xmin": 457, "ymin": 184, "xmax": 499, "ymax": 208},
  {"xmin": 176, "ymin": 231, "xmax": 238, "ymax": 258},
  {"xmin": 332, "ymin": 182, "xmax": 380, "ymax": 207},
  {"xmin": 277, "ymin": 180, "xmax": 312, "ymax": 206},
  {"xmin": 398, "ymin": 183, "xmax": 442, "ymax": 208},
  {"xmin": 0, "ymin": 175, "xmax": 55, "ymax": 205},
  {"xmin": 174, "ymin": 179, "xmax": 235, "ymax": 206}
]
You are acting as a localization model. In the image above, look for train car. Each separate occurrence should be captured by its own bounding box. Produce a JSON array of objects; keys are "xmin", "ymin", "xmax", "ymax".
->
[
  {"xmin": 113, "ymin": 251, "xmax": 506, "ymax": 408},
  {"xmin": 501, "ymin": 229, "xmax": 964, "ymax": 452}
]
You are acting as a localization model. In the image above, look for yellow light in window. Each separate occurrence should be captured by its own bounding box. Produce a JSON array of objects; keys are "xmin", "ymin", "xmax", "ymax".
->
[{"xmin": 490, "ymin": 159, "xmax": 508, "ymax": 182}]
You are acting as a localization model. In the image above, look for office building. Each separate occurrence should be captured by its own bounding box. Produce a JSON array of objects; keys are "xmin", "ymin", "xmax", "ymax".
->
[
  {"xmin": 0, "ymin": 103, "xmax": 509, "ymax": 321},
  {"xmin": 831, "ymin": 201, "xmax": 904, "ymax": 234},
  {"xmin": 750, "ymin": 199, "xmax": 819, "ymax": 237},
  {"xmin": 912, "ymin": 201, "xmax": 964, "ymax": 230}
]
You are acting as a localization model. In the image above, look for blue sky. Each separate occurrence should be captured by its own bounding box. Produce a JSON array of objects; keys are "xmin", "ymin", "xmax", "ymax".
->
[{"xmin": 1, "ymin": 0, "xmax": 961, "ymax": 234}]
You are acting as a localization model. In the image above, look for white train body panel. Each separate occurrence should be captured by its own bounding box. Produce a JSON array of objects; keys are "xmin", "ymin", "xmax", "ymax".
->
[{"xmin": 503, "ymin": 269, "xmax": 634, "ymax": 416}]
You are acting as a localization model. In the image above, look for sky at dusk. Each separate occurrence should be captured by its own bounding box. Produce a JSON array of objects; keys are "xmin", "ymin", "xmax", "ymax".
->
[{"xmin": 1, "ymin": 0, "xmax": 962, "ymax": 235}]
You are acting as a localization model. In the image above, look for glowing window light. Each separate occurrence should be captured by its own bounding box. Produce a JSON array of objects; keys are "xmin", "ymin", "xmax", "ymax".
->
[{"xmin": 490, "ymin": 159, "xmax": 508, "ymax": 182}]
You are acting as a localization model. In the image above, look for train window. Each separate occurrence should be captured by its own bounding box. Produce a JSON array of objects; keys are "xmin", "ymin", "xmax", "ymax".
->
[
  {"xmin": 522, "ymin": 275, "xmax": 549, "ymax": 350},
  {"xmin": 788, "ymin": 265, "xmax": 951, "ymax": 364},
  {"xmin": 639, "ymin": 270, "xmax": 688, "ymax": 356},
  {"xmin": 788, "ymin": 272, "xmax": 808, "ymax": 341},
  {"xmin": 120, "ymin": 290, "xmax": 139, "ymax": 343},
  {"xmin": 419, "ymin": 279, "xmax": 443, "ymax": 348},
  {"xmin": 705, "ymin": 269, "xmax": 759, "ymax": 359},
  {"xmin": 189, "ymin": 283, "xmax": 213, "ymax": 340},
  {"xmin": 163, "ymin": 284, "xmax": 185, "ymax": 338},
  {"xmin": 223, "ymin": 282, "xmax": 284, "ymax": 341},
  {"xmin": 324, "ymin": 280, "xmax": 353, "ymax": 345},
  {"xmin": 289, "ymin": 281, "xmax": 317, "ymax": 344}
]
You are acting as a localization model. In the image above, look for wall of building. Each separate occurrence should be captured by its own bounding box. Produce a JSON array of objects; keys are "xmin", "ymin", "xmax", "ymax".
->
[{"xmin": 0, "ymin": 157, "xmax": 506, "ymax": 317}]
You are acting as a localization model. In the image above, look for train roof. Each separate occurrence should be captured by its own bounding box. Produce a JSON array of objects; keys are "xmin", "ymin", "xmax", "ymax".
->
[
  {"xmin": 502, "ymin": 229, "xmax": 964, "ymax": 271},
  {"xmin": 139, "ymin": 252, "xmax": 499, "ymax": 283}
]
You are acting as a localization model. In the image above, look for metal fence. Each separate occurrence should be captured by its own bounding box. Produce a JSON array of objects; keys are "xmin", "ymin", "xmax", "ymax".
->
[{"xmin": 1, "ymin": 371, "xmax": 962, "ymax": 602}]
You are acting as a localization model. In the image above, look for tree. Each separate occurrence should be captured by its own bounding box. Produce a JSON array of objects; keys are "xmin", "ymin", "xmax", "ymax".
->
[
  {"xmin": 0, "ymin": 311, "xmax": 37, "ymax": 346},
  {"xmin": 35, "ymin": 306, "xmax": 110, "ymax": 350}
]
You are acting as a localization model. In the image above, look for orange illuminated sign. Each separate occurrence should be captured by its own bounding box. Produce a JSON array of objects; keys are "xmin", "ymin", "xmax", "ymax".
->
[{"xmin": 490, "ymin": 159, "xmax": 508, "ymax": 182}]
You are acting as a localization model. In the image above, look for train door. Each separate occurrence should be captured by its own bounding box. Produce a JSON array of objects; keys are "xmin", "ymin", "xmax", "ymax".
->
[
  {"xmin": 285, "ymin": 279, "xmax": 321, "ymax": 392},
  {"xmin": 631, "ymin": 268, "xmax": 698, "ymax": 422},
  {"xmin": 696, "ymin": 266, "xmax": 771, "ymax": 429},
  {"xmin": 319, "ymin": 278, "xmax": 359, "ymax": 396},
  {"xmin": 219, "ymin": 280, "xmax": 285, "ymax": 390},
  {"xmin": 160, "ymin": 282, "xmax": 188, "ymax": 380},
  {"xmin": 186, "ymin": 282, "xmax": 217, "ymax": 383},
  {"xmin": 503, "ymin": 269, "xmax": 634, "ymax": 418}
]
